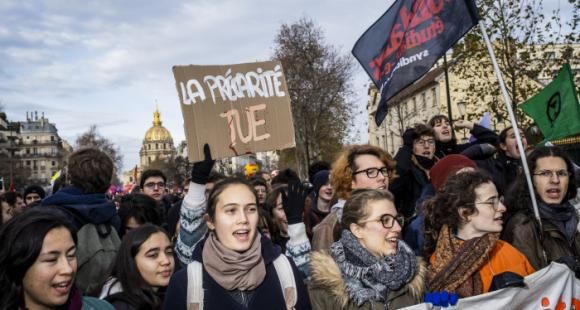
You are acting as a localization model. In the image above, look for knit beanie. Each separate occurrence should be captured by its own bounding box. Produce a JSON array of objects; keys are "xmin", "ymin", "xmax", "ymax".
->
[
  {"xmin": 312, "ymin": 170, "xmax": 330, "ymax": 197},
  {"xmin": 430, "ymin": 154, "xmax": 477, "ymax": 191},
  {"xmin": 24, "ymin": 184, "xmax": 46, "ymax": 200}
]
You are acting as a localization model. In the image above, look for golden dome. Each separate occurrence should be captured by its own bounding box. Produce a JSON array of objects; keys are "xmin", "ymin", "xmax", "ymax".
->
[{"xmin": 144, "ymin": 107, "xmax": 173, "ymax": 142}]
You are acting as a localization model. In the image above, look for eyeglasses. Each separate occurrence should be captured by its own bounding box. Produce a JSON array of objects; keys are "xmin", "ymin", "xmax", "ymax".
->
[
  {"xmin": 414, "ymin": 139, "xmax": 436, "ymax": 146},
  {"xmin": 475, "ymin": 196, "xmax": 504, "ymax": 211},
  {"xmin": 533, "ymin": 170, "xmax": 571, "ymax": 179},
  {"xmin": 144, "ymin": 181, "xmax": 166, "ymax": 189},
  {"xmin": 361, "ymin": 214, "xmax": 404, "ymax": 229},
  {"xmin": 352, "ymin": 167, "xmax": 392, "ymax": 178}
]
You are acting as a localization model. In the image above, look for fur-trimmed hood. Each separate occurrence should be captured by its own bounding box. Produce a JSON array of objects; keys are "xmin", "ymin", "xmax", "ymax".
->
[{"xmin": 309, "ymin": 250, "xmax": 426, "ymax": 308}]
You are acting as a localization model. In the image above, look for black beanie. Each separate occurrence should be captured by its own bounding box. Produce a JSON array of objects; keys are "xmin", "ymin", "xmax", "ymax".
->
[
  {"xmin": 24, "ymin": 185, "xmax": 46, "ymax": 199},
  {"xmin": 312, "ymin": 170, "xmax": 330, "ymax": 197}
]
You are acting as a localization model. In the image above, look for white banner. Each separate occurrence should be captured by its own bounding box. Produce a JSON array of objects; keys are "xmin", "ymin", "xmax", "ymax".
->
[{"xmin": 402, "ymin": 262, "xmax": 580, "ymax": 310}]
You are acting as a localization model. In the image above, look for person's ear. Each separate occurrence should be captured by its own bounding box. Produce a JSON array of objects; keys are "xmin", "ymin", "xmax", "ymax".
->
[
  {"xmin": 350, "ymin": 222, "xmax": 364, "ymax": 239},
  {"xmin": 204, "ymin": 213, "xmax": 215, "ymax": 230},
  {"xmin": 458, "ymin": 207, "xmax": 471, "ymax": 223}
]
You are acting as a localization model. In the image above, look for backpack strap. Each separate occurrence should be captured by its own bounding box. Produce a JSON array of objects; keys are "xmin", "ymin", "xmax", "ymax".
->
[
  {"xmin": 187, "ymin": 261, "xmax": 204, "ymax": 310},
  {"xmin": 273, "ymin": 255, "xmax": 297, "ymax": 310}
]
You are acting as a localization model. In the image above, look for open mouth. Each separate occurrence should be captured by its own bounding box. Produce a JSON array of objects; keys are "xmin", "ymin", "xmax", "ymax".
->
[
  {"xmin": 52, "ymin": 280, "xmax": 72, "ymax": 295},
  {"xmin": 546, "ymin": 189, "xmax": 561, "ymax": 199},
  {"xmin": 494, "ymin": 216, "xmax": 503, "ymax": 224},
  {"xmin": 233, "ymin": 229, "xmax": 250, "ymax": 242},
  {"xmin": 376, "ymin": 185, "xmax": 387, "ymax": 190},
  {"xmin": 385, "ymin": 237, "xmax": 398, "ymax": 246},
  {"xmin": 422, "ymin": 151, "xmax": 432, "ymax": 156}
]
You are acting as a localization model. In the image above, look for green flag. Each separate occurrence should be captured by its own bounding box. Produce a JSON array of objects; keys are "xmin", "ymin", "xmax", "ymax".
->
[{"xmin": 522, "ymin": 63, "xmax": 580, "ymax": 140}]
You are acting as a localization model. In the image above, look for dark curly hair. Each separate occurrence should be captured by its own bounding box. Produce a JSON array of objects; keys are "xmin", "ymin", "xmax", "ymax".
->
[
  {"xmin": 423, "ymin": 171, "xmax": 493, "ymax": 258},
  {"xmin": 505, "ymin": 146, "xmax": 577, "ymax": 217}
]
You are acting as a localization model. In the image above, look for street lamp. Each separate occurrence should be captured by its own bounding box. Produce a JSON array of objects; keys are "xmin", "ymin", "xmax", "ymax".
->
[
  {"xmin": 456, "ymin": 101, "xmax": 468, "ymax": 142},
  {"xmin": 456, "ymin": 101, "xmax": 467, "ymax": 120}
]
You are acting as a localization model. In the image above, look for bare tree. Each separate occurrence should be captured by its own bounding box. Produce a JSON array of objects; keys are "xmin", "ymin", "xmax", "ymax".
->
[
  {"xmin": 273, "ymin": 17, "xmax": 355, "ymax": 177},
  {"xmin": 452, "ymin": 0, "xmax": 579, "ymax": 128},
  {"xmin": 75, "ymin": 125, "xmax": 123, "ymax": 182}
]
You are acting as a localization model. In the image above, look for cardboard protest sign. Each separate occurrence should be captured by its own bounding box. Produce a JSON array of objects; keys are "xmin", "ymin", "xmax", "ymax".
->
[{"xmin": 172, "ymin": 61, "xmax": 296, "ymax": 162}]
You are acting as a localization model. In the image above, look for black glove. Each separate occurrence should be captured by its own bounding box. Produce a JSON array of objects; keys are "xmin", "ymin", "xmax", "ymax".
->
[
  {"xmin": 282, "ymin": 181, "xmax": 309, "ymax": 224},
  {"xmin": 191, "ymin": 144, "xmax": 215, "ymax": 185},
  {"xmin": 489, "ymin": 271, "xmax": 526, "ymax": 292},
  {"xmin": 402, "ymin": 128, "xmax": 418, "ymax": 148}
]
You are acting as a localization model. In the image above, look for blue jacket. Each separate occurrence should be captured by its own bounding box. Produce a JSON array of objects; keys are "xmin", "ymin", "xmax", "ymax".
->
[
  {"xmin": 164, "ymin": 235, "xmax": 312, "ymax": 310},
  {"xmin": 403, "ymin": 184, "xmax": 435, "ymax": 257},
  {"xmin": 42, "ymin": 186, "xmax": 120, "ymax": 233}
]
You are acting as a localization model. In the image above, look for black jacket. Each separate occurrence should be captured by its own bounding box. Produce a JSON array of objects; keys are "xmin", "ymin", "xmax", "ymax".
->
[
  {"xmin": 477, "ymin": 152, "xmax": 522, "ymax": 197},
  {"xmin": 390, "ymin": 146, "xmax": 430, "ymax": 221},
  {"xmin": 163, "ymin": 235, "xmax": 311, "ymax": 310},
  {"xmin": 435, "ymin": 124, "xmax": 498, "ymax": 159}
]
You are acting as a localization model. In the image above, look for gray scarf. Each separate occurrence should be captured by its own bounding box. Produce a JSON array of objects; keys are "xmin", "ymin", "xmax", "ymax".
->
[
  {"xmin": 538, "ymin": 201, "xmax": 578, "ymax": 245},
  {"xmin": 330, "ymin": 230, "xmax": 418, "ymax": 306}
]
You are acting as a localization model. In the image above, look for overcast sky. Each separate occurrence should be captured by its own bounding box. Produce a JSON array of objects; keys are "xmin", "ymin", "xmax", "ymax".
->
[{"xmin": 1, "ymin": 0, "xmax": 574, "ymax": 172}]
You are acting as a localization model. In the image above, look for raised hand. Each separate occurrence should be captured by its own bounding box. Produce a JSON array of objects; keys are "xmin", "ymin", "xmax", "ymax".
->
[
  {"xmin": 282, "ymin": 181, "xmax": 309, "ymax": 224},
  {"xmin": 191, "ymin": 144, "xmax": 215, "ymax": 185}
]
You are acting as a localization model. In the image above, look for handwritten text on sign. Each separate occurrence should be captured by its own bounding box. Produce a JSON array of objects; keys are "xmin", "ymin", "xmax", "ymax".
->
[{"xmin": 173, "ymin": 61, "xmax": 295, "ymax": 162}]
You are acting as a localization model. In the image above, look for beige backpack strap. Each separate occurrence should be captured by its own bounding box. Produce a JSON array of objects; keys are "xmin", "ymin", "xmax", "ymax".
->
[
  {"xmin": 273, "ymin": 255, "xmax": 297, "ymax": 310},
  {"xmin": 186, "ymin": 261, "xmax": 204, "ymax": 310}
]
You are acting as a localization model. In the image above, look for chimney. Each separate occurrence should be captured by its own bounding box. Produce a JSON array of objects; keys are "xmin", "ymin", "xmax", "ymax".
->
[
  {"xmin": 35, "ymin": 111, "xmax": 38, "ymax": 121},
  {"xmin": 26, "ymin": 112, "xmax": 29, "ymax": 121}
]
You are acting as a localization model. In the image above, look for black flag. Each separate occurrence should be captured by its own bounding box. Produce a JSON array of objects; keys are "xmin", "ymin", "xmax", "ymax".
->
[{"xmin": 353, "ymin": 0, "xmax": 479, "ymax": 126}]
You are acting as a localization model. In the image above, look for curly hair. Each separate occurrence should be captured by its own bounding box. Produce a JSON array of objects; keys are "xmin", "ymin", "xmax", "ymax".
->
[
  {"xmin": 505, "ymin": 146, "xmax": 577, "ymax": 217},
  {"xmin": 331, "ymin": 144, "xmax": 396, "ymax": 200},
  {"xmin": 423, "ymin": 171, "xmax": 493, "ymax": 258}
]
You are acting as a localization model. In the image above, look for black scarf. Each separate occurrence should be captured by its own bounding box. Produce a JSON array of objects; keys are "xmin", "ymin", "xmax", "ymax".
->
[
  {"xmin": 538, "ymin": 201, "xmax": 578, "ymax": 245},
  {"xmin": 435, "ymin": 139, "xmax": 457, "ymax": 157},
  {"xmin": 330, "ymin": 230, "xmax": 418, "ymax": 306},
  {"xmin": 414, "ymin": 154, "xmax": 436, "ymax": 170}
]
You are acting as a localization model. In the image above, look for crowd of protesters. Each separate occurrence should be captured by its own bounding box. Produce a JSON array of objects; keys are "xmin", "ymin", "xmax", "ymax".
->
[{"xmin": 0, "ymin": 114, "xmax": 579, "ymax": 310}]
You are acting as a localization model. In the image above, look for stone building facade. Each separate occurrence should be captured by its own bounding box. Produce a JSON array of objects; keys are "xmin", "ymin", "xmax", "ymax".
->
[{"xmin": 15, "ymin": 112, "xmax": 69, "ymax": 186}]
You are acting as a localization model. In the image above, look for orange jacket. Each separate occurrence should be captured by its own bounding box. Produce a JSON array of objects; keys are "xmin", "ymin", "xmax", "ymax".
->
[
  {"xmin": 479, "ymin": 240, "xmax": 535, "ymax": 293},
  {"xmin": 430, "ymin": 239, "xmax": 535, "ymax": 293}
]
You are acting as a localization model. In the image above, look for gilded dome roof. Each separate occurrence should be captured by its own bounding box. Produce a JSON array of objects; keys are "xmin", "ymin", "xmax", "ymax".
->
[{"xmin": 144, "ymin": 108, "xmax": 173, "ymax": 142}]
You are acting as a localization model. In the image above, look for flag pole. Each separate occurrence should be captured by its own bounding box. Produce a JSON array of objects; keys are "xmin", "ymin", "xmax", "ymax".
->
[{"xmin": 478, "ymin": 23, "xmax": 543, "ymax": 230}]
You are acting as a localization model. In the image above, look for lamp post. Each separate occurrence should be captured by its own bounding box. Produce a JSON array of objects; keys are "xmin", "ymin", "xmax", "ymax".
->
[{"xmin": 456, "ymin": 101, "xmax": 467, "ymax": 142}]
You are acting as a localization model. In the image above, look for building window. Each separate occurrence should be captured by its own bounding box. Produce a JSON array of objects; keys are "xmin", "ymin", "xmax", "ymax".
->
[
  {"xmin": 156, "ymin": 143, "xmax": 158, "ymax": 150},
  {"xmin": 148, "ymin": 157, "xmax": 152, "ymax": 164},
  {"xmin": 422, "ymin": 93, "xmax": 426, "ymax": 110},
  {"xmin": 26, "ymin": 149, "xmax": 30, "ymax": 154},
  {"xmin": 52, "ymin": 161, "xmax": 56, "ymax": 166},
  {"xmin": 432, "ymin": 88, "xmax": 437, "ymax": 107},
  {"xmin": 26, "ymin": 160, "xmax": 31, "ymax": 166},
  {"xmin": 51, "ymin": 136, "xmax": 55, "ymax": 141}
]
